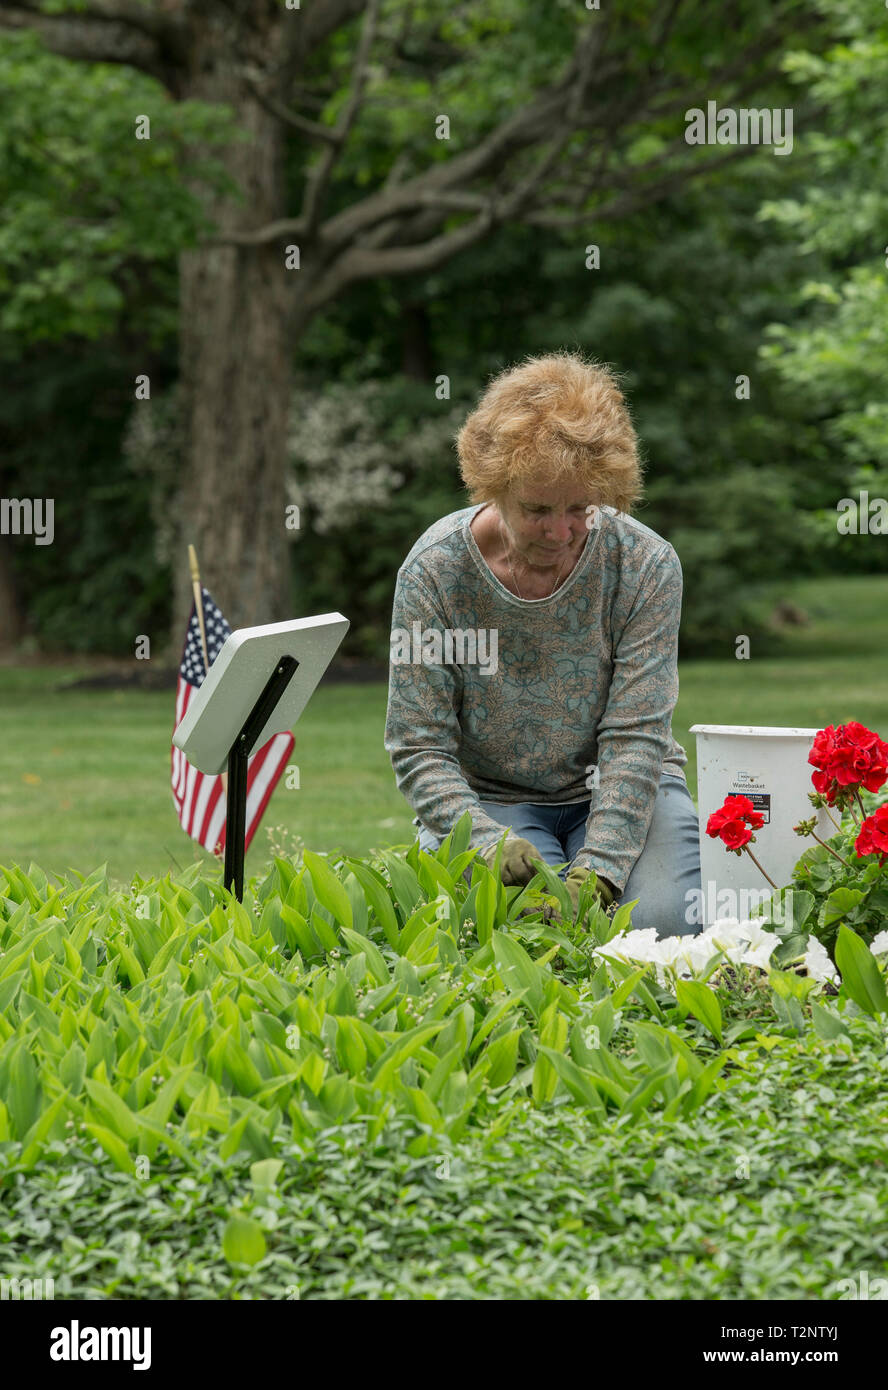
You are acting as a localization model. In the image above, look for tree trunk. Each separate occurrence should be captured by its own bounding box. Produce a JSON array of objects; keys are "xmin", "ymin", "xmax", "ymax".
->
[{"xmin": 172, "ymin": 29, "xmax": 292, "ymax": 648}]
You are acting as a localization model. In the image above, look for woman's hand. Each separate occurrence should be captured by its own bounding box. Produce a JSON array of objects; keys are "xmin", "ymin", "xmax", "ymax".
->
[
  {"xmin": 564, "ymin": 863, "xmax": 617, "ymax": 917},
  {"xmin": 481, "ymin": 834, "xmax": 547, "ymax": 886}
]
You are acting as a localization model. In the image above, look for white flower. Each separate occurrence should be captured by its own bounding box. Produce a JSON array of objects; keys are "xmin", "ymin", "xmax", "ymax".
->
[
  {"xmin": 705, "ymin": 917, "xmax": 771, "ymax": 948},
  {"xmin": 679, "ymin": 936, "xmax": 723, "ymax": 975},
  {"xmin": 870, "ymin": 930, "xmax": 888, "ymax": 956},
  {"xmin": 802, "ymin": 936, "xmax": 839, "ymax": 984},
  {"xmin": 593, "ymin": 918, "xmax": 783, "ymax": 990},
  {"xmin": 701, "ymin": 917, "xmax": 747, "ymax": 945},
  {"xmin": 696, "ymin": 919, "xmax": 778, "ymax": 973},
  {"xmin": 645, "ymin": 936, "xmax": 691, "ymax": 986},
  {"xmin": 649, "ymin": 935, "xmax": 687, "ymax": 966},
  {"xmin": 593, "ymin": 930, "xmax": 656, "ymax": 964},
  {"xmin": 742, "ymin": 923, "xmax": 778, "ymax": 952},
  {"xmin": 592, "ymin": 929, "xmax": 668, "ymax": 984},
  {"xmin": 715, "ymin": 942, "xmax": 748, "ymax": 965},
  {"xmin": 624, "ymin": 928, "xmax": 661, "ymax": 956},
  {"xmin": 741, "ymin": 938, "xmax": 779, "ymax": 971}
]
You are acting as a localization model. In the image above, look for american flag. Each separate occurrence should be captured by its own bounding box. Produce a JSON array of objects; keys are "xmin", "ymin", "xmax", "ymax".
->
[{"xmin": 171, "ymin": 586, "xmax": 295, "ymax": 856}]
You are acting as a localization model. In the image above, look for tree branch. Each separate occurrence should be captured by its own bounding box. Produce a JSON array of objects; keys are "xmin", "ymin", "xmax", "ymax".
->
[
  {"xmin": 653, "ymin": 0, "xmax": 687, "ymax": 55},
  {"xmin": 302, "ymin": 206, "xmax": 497, "ymax": 315},
  {"xmin": 305, "ymin": 11, "xmax": 656, "ymax": 254},
  {"xmin": 241, "ymin": 72, "xmax": 342, "ymax": 145},
  {"xmin": 211, "ymin": 2, "xmax": 831, "ymax": 290},
  {"xmin": 211, "ymin": 50, "xmax": 578, "ymax": 250},
  {"xmin": 494, "ymin": 17, "xmax": 830, "ymax": 233},
  {"xmin": 382, "ymin": 149, "xmax": 413, "ymax": 189},
  {"xmin": 5, "ymin": 0, "xmax": 182, "ymax": 39},
  {"xmin": 635, "ymin": 11, "xmax": 828, "ymax": 127},
  {"xmin": 521, "ymin": 144, "xmax": 766, "ymax": 228},
  {"xmin": 0, "ymin": 1, "xmax": 185, "ymax": 81},
  {"xmin": 313, "ymin": 86, "xmax": 573, "ymax": 252},
  {"xmin": 299, "ymin": 103, "xmax": 609, "ymax": 312},
  {"xmin": 300, "ymin": 0, "xmax": 382, "ymax": 235},
  {"xmin": 206, "ymin": 215, "xmax": 309, "ymax": 248}
]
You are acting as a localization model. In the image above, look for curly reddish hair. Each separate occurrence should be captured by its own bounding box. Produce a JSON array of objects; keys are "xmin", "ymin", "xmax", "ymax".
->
[{"xmin": 455, "ymin": 349, "xmax": 644, "ymax": 516}]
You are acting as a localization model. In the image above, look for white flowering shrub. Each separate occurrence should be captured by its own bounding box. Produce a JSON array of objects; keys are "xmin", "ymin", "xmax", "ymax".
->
[
  {"xmin": 285, "ymin": 377, "xmax": 469, "ymax": 657},
  {"xmin": 286, "ymin": 378, "xmax": 464, "ymax": 536}
]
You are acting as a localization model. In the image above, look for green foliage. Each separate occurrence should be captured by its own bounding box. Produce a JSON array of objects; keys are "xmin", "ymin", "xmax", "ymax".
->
[
  {"xmin": 649, "ymin": 467, "xmax": 825, "ymax": 656},
  {"xmin": 2, "ymin": 1015, "xmax": 887, "ymax": 1299},
  {"xmin": 1, "ymin": 1, "xmax": 861, "ymax": 660},
  {"xmin": 756, "ymin": 785, "xmax": 888, "ymax": 957},
  {"xmin": 2, "ymin": 810, "xmax": 887, "ymax": 1297},
  {"xmin": 675, "ymin": 979, "xmax": 723, "ymax": 1045},
  {"xmin": 0, "ymin": 345, "xmax": 173, "ymax": 654},
  {"xmin": 0, "ymin": 29, "xmax": 239, "ymax": 347},
  {"xmin": 2, "ymin": 807, "xmax": 884, "ymax": 1189},
  {"xmin": 834, "ymin": 923, "xmax": 888, "ymax": 1017},
  {"xmin": 0, "ymin": 842, "xmax": 683, "ymax": 1177},
  {"xmin": 756, "ymin": 0, "xmax": 888, "ymax": 563},
  {"xmin": 0, "ymin": 819, "xmax": 745, "ymax": 1176},
  {"xmin": 222, "ymin": 1214, "xmax": 267, "ymax": 1269}
]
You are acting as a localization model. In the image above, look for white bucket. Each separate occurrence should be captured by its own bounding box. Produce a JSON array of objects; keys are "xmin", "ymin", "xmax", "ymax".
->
[{"xmin": 688, "ymin": 724, "xmax": 834, "ymax": 929}]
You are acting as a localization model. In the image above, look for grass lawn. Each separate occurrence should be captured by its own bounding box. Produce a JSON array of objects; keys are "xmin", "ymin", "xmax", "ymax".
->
[{"xmin": 1, "ymin": 573, "xmax": 886, "ymax": 887}]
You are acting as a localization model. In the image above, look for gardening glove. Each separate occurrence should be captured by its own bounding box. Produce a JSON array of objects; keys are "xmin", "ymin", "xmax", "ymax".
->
[
  {"xmin": 564, "ymin": 863, "xmax": 617, "ymax": 918},
  {"xmin": 481, "ymin": 834, "xmax": 547, "ymax": 886}
]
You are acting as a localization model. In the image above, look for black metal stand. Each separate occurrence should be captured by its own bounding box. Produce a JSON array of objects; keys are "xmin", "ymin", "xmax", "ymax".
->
[{"xmin": 223, "ymin": 654, "xmax": 299, "ymax": 901}]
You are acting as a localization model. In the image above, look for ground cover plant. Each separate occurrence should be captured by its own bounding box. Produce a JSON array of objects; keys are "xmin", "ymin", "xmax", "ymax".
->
[{"xmin": 2, "ymin": 810, "xmax": 888, "ymax": 1299}]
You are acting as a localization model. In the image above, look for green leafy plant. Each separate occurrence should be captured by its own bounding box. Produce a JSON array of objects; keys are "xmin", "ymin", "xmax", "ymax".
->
[
  {"xmin": 0, "ymin": 819, "xmax": 741, "ymax": 1181},
  {"xmin": 4, "ymin": 812, "xmax": 888, "ymax": 1301}
]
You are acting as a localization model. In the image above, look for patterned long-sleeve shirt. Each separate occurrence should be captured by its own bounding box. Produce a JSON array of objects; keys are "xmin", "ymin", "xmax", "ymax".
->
[{"xmin": 383, "ymin": 502, "xmax": 689, "ymax": 894}]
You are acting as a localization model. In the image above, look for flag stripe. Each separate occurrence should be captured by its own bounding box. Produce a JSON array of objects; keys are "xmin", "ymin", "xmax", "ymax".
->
[
  {"xmin": 182, "ymin": 761, "xmax": 199, "ymax": 836},
  {"xmin": 171, "ymin": 587, "xmax": 294, "ymax": 866},
  {"xmin": 244, "ymin": 733, "xmax": 293, "ymax": 852},
  {"xmin": 175, "ymin": 678, "xmax": 188, "ymax": 727},
  {"xmin": 197, "ymin": 778, "xmax": 225, "ymax": 848},
  {"xmin": 190, "ymin": 773, "xmax": 215, "ymax": 846},
  {"xmin": 204, "ymin": 795, "xmax": 227, "ymax": 856}
]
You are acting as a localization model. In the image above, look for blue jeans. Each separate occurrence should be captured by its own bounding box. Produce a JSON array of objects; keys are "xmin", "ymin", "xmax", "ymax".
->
[{"xmin": 416, "ymin": 771, "xmax": 702, "ymax": 939}]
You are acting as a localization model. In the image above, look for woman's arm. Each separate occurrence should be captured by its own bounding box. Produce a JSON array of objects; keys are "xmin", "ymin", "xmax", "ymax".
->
[
  {"xmin": 573, "ymin": 543, "xmax": 684, "ymax": 894},
  {"xmin": 384, "ymin": 568, "xmax": 508, "ymax": 854}
]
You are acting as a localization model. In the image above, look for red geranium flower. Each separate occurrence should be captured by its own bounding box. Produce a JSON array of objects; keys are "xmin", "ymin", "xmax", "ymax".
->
[
  {"xmin": 855, "ymin": 804, "xmax": 888, "ymax": 866},
  {"xmin": 706, "ymin": 794, "xmax": 765, "ymax": 851},
  {"xmin": 809, "ymin": 721, "xmax": 888, "ymax": 804}
]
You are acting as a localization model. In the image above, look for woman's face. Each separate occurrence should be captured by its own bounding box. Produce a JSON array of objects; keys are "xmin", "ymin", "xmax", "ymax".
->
[{"xmin": 496, "ymin": 481, "xmax": 593, "ymax": 567}]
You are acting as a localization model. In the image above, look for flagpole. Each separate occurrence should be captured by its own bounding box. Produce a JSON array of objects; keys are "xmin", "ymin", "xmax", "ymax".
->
[
  {"xmin": 188, "ymin": 544, "xmax": 210, "ymax": 674},
  {"xmin": 188, "ymin": 544, "xmax": 228, "ymax": 809}
]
